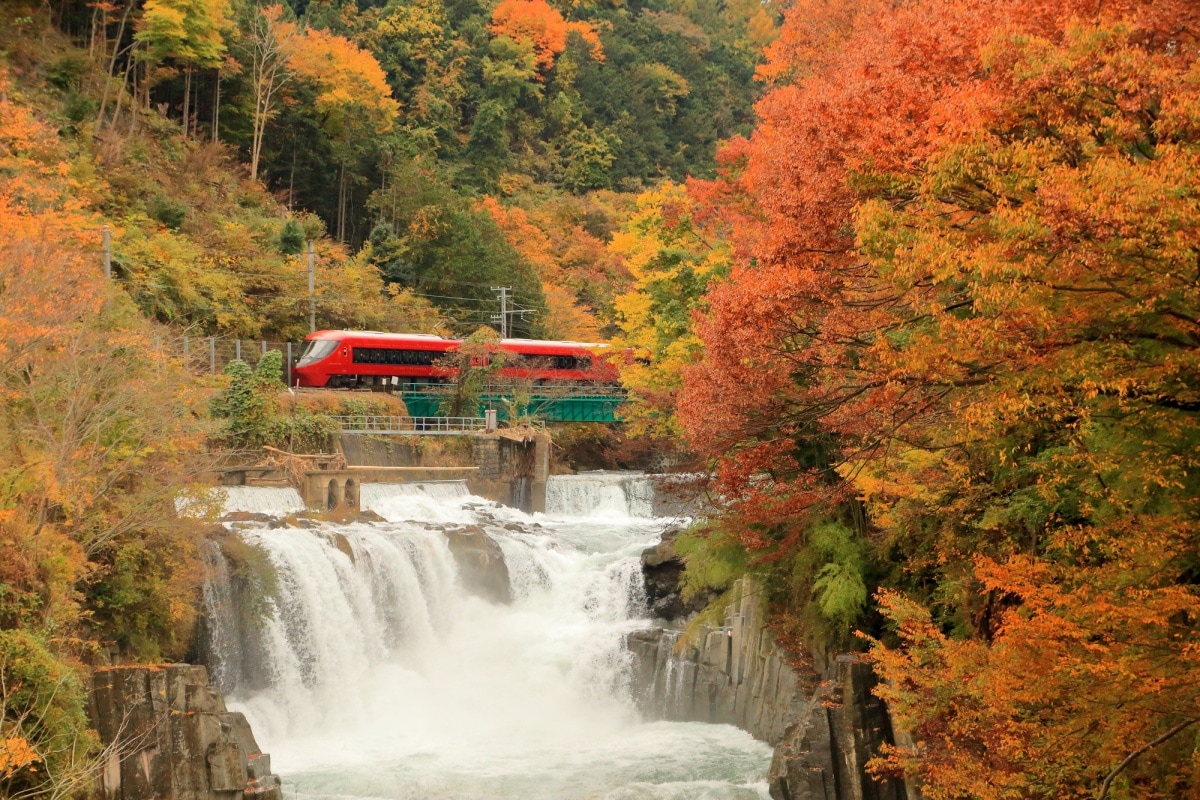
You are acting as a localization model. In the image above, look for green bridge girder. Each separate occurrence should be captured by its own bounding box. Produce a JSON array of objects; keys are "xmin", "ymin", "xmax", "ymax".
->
[{"xmin": 399, "ymin": 386, "xmax": 625, "ymax": 423}]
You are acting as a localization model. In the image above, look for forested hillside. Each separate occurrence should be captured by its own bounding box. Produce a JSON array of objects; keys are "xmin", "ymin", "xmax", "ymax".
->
[{"xmin": 3, "ymin": 0, "xmax": 768, "ymax": 340}]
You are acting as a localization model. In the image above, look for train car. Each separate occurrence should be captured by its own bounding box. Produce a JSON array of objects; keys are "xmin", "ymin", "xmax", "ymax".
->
[
  {"xmin": 292, "ymin": 330, "xmax": 458, "ymax": 388},
  {"xmin": 496, "ymin": 338, "xmax": 617, "ymax": 385},
  {"xmin": 292, "ymin": 330, "xmax": 619, "ymax": 389}
]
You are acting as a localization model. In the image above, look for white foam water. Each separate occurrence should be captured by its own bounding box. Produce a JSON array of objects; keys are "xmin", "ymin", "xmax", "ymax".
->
[
  {"xmin": 202, "ymin": 476, "xmax": 769, "ymax": 800},
  {"xmin": 220, "ymin": 485, "xmax": 307, "ymax": 516},
  {"xmin": 545, "ymin": 471, "xmax": 656, "ymax": 519},
  {"xmin": 361, "ymin": 480, "xmax": 478, "ymax": 525},
  {"xmin": 177, "ymin": 485, "xmax": 307, "ymax": 518}
]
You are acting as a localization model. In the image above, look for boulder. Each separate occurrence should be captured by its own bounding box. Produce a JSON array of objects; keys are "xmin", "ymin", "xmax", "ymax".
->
[
  {"xmin": 220, "ymin": 512, "xmax": 276, "ymax": 524},
  {"xmin": 640, "ymin": 528, "xmax": 714, "ymax": 620},
  {"xmin": 444, "ymin": 525, "xmax": 512, "ymax": 604}
]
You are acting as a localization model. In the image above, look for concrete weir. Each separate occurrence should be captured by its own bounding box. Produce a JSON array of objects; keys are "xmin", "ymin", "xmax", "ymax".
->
[
  {"xmin": 333, "ymin": 431, "xmax": 552, "ymax": 513},
  {"xmin": 217, "ymin": 430, "xmax": 552, "ymax": 514}
]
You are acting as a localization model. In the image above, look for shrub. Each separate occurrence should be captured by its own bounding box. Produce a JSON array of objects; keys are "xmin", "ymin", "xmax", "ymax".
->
[{"xmin": 0, "ymin": 631, "xmax": 97, "ymax": 797}]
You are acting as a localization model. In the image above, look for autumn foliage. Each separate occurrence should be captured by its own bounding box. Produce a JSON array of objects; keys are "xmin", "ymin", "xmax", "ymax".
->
[
  {"xmin": 672, "ymin": 0, "xmax": 1200, "ymax": 795},
  {"xmin": 480, "ymin": 196, "xmax": 604, "ymax": 341},
  {"xmin": 1, "ymin": 64, "xmax": 210, "ymax": 792},
  {"xmin": 489, "ymin": 0, "xmax": 603, "ymax": 73},
  {"xmin": 610, "ymin": 183, "xmax": 729, "ymax": 437},
  {"xmin": 281, "ymin": 22, "xmax": 400, "ymax": 136}
]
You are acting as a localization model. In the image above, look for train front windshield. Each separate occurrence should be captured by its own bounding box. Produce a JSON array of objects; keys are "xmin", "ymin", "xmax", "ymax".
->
[{"xmin": 296, "ymin": 339, "xmax": 339, "ymax": 367}]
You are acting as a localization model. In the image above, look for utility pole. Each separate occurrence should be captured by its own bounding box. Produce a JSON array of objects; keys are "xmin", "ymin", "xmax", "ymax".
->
[
  {"xmin": 102, "ymin": 225, "xmax": 112, "ymax": 278},
  {"xmin": 307, "ymin": 241, "xmax": 316, "ymax": 333},
  {"xmin": 491, "ymin": 286, "xmax": 511, "ymax": 337}
]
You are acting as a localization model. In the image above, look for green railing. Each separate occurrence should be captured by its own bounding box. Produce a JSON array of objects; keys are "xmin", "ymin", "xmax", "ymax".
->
[
  {"xmin": 331, "ymin": 415, "xmax": 488, "ymax": 435},
  {"xmin": 397, "ymin": 383, "xmax": 626, "ymax": 424}
]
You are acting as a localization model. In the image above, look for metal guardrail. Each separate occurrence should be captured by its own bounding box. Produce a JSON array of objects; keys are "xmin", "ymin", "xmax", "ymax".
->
[{"xmin": 331, "ymin": 415, "xmax": 488, "ymax": 435}]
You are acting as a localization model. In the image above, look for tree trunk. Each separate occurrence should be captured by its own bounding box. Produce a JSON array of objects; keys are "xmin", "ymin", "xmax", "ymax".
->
[
  {"xmin": 337, "ymin": 162, "xmax": 348, "ymax": 243},
  {"xmin": 182, "ymin": 66, "xmax": 191, "ymax": 138},
  {"xmin": 288, "ymin": 141, "xmax": 297, "ymax": 207},
  {"xmin": 96, "ymin": 1, "xmax": 134, "ymax": 129},
  {"xmin": 212, "ymin": 70, "xmax": 220, "ymax": 142},
  {"xmin": 110, "ymin": 59, "xmax": 131, "ymax": 131},
  {"xmin": 89, "ymin": 2, "xmax": 101, "ymax": 58},
  {"xmin": 251, "ymin": 94, "xmax": 264, "ymax": 180}
]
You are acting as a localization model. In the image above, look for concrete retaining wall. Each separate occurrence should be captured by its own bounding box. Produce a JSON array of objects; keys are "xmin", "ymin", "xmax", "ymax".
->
[{"xmin": 337, "ymin": 432, "xmax": 550, "ymax": 512}]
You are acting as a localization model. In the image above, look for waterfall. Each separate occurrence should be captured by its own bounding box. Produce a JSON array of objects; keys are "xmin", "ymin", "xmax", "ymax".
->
[
  {"xmin": 178, "ymin": 485, "xmax": 307, "ymax": 518},
  {"xmin": 219, "ymin": 486, "xmax": 306, "ymax": 516},
  {"xmin": 200, "ymin": 477, "xmax": 770, "ymax": 800},
  {"xmin": 545, "ymin": 471, "xmax": 656, "ymax": 518},
  {"xmin": 197, "ymin": 541, "xmax": 240, "ymax": 692},
  {"xmin": 360, "ymin": 480, "xmax": 474, "ymax": 522}
]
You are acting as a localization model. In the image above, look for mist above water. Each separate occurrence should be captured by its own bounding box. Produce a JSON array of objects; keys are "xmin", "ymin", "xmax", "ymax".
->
[{"xmin": 204, "ymin": 475, "xmax": 770, "ymax": 800}]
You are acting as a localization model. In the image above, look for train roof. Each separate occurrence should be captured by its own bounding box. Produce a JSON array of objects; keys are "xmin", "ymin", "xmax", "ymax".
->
[
  {"xmin": 305, "ymin": 331, "xmax": 615, "ymax": 355},
  {"xmin": 307, "ymin": 330, "xmax": 453, "ymax": 340},
  {"xmin": 500, "ymin": 338, "xmax": 609, "ymax": 349}
]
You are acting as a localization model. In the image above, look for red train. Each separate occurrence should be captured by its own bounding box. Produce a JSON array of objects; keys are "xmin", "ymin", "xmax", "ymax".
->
[{"xmin": 292, "ymin": 330, "xmax": 619, "ymax": 389}]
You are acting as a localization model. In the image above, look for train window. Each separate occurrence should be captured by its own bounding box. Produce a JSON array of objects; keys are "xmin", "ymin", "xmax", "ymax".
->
[
  {"xmin": 564, "ymin": 356, "xmax": 592, "ymax": 370},
  {"xmin": 352, "ymin": 347, "xmax": 443, "ymax": 366},
  {"xmin": 547, "ymin": 355, "xmax": 590, "ymax": 370},
  {"xmin": 296, "ymin": 340, "xmax": 339, "ymax": 366}
]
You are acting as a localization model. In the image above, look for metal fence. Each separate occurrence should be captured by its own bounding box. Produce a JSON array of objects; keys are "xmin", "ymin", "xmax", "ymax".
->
[
  {"xmin": 178, "ymin": 337, "xmax": 303, "ymax": 384},
  {"xmin": 331, "ymin": 415, "xmax": 488, "ymax": 435}
]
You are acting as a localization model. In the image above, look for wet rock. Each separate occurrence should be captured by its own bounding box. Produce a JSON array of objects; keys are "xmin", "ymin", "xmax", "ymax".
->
[
  {"xmin": 326, "ymin": 532, "xmax": 355, "ymax": 563},
  {"xmin": 626, "ymin": 583, "xmax": 802, "ymax": 743},
  {"xmin": 90, "ymin": 664, "xmax": 282, "ymax": 800},
  {"xmin": 444, "ymin": 525, "xmax": 512, "ymax": 604},
  {"xmin": 626, "ymin": 578, "xmax": 910, "ymax": 800},
  {"xmin": 640, "ymin": 528, "xmax": 713, "ymax": 620},
  {"xmin": 768, "ymin": 656, "xmax": 906, "ymax": 800},
  {"xmin": 356, "ymin": 509, "xmax": 387, "ymax": 523},
  {"xmin": 221, "ymin": 511, "xmax": 277, "ymax": 524},
  {"xmin": 229, "ymin": 521, "xmax": 268, "ymax": 531}
]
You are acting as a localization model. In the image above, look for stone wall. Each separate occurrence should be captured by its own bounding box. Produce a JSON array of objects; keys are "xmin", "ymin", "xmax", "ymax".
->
[
  {"xmin": 627, "ymin": 577, "xmax": 909, "ymax": 800},
  {"xmin": 90, "ymin": 664, "xmax": 281, "ymax": 800}
]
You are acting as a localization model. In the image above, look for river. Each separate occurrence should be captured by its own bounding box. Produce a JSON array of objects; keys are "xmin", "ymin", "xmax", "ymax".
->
[{"xmin": 201, "ymin": 473, "xmax": 771, "ymax": 800}]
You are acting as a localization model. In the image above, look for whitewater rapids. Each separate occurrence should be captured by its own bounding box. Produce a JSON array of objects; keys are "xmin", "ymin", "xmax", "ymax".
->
[{"xmin": 202, "ymin": 475, "xmax": 770, "ymax": 800}]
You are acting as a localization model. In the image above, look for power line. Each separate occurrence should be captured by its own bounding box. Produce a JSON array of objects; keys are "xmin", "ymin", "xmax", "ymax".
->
[{"xmin": 98, "ymin": 227, "xmax": 561, "ymax": 333}]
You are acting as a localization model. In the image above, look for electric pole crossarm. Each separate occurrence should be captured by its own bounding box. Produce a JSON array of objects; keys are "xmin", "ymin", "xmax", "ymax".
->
[{"xmin": 492, "ymin": 286, "xmax": 511, "ymax": 337}]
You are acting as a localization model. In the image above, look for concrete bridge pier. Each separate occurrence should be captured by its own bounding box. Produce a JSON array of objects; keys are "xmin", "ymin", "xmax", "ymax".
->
[
  {"xmin": 301, "ymin": 471, "xmax": 361, "ymax": 511},
  {"xmin": 531, "ymin": 434, "xmax": 550, "ymax": 514},
  {"xmin": 465, "ymin": 432, "xmax": 552, "ymax": 513}
]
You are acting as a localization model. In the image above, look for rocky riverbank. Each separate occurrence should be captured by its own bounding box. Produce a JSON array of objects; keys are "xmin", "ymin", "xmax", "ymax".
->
[
  {"xmin": 629, "ymin": 537, "xmax": 911, "ymax": 800},
  {"xmin": 90, "ymin": 664, "xmax": 281, "ymax": 800}
]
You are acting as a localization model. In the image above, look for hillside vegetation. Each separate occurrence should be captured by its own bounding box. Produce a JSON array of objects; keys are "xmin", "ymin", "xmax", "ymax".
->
[{"xmin": 2, "ymin": 0, "xmax": 769, "ymax": 340}]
